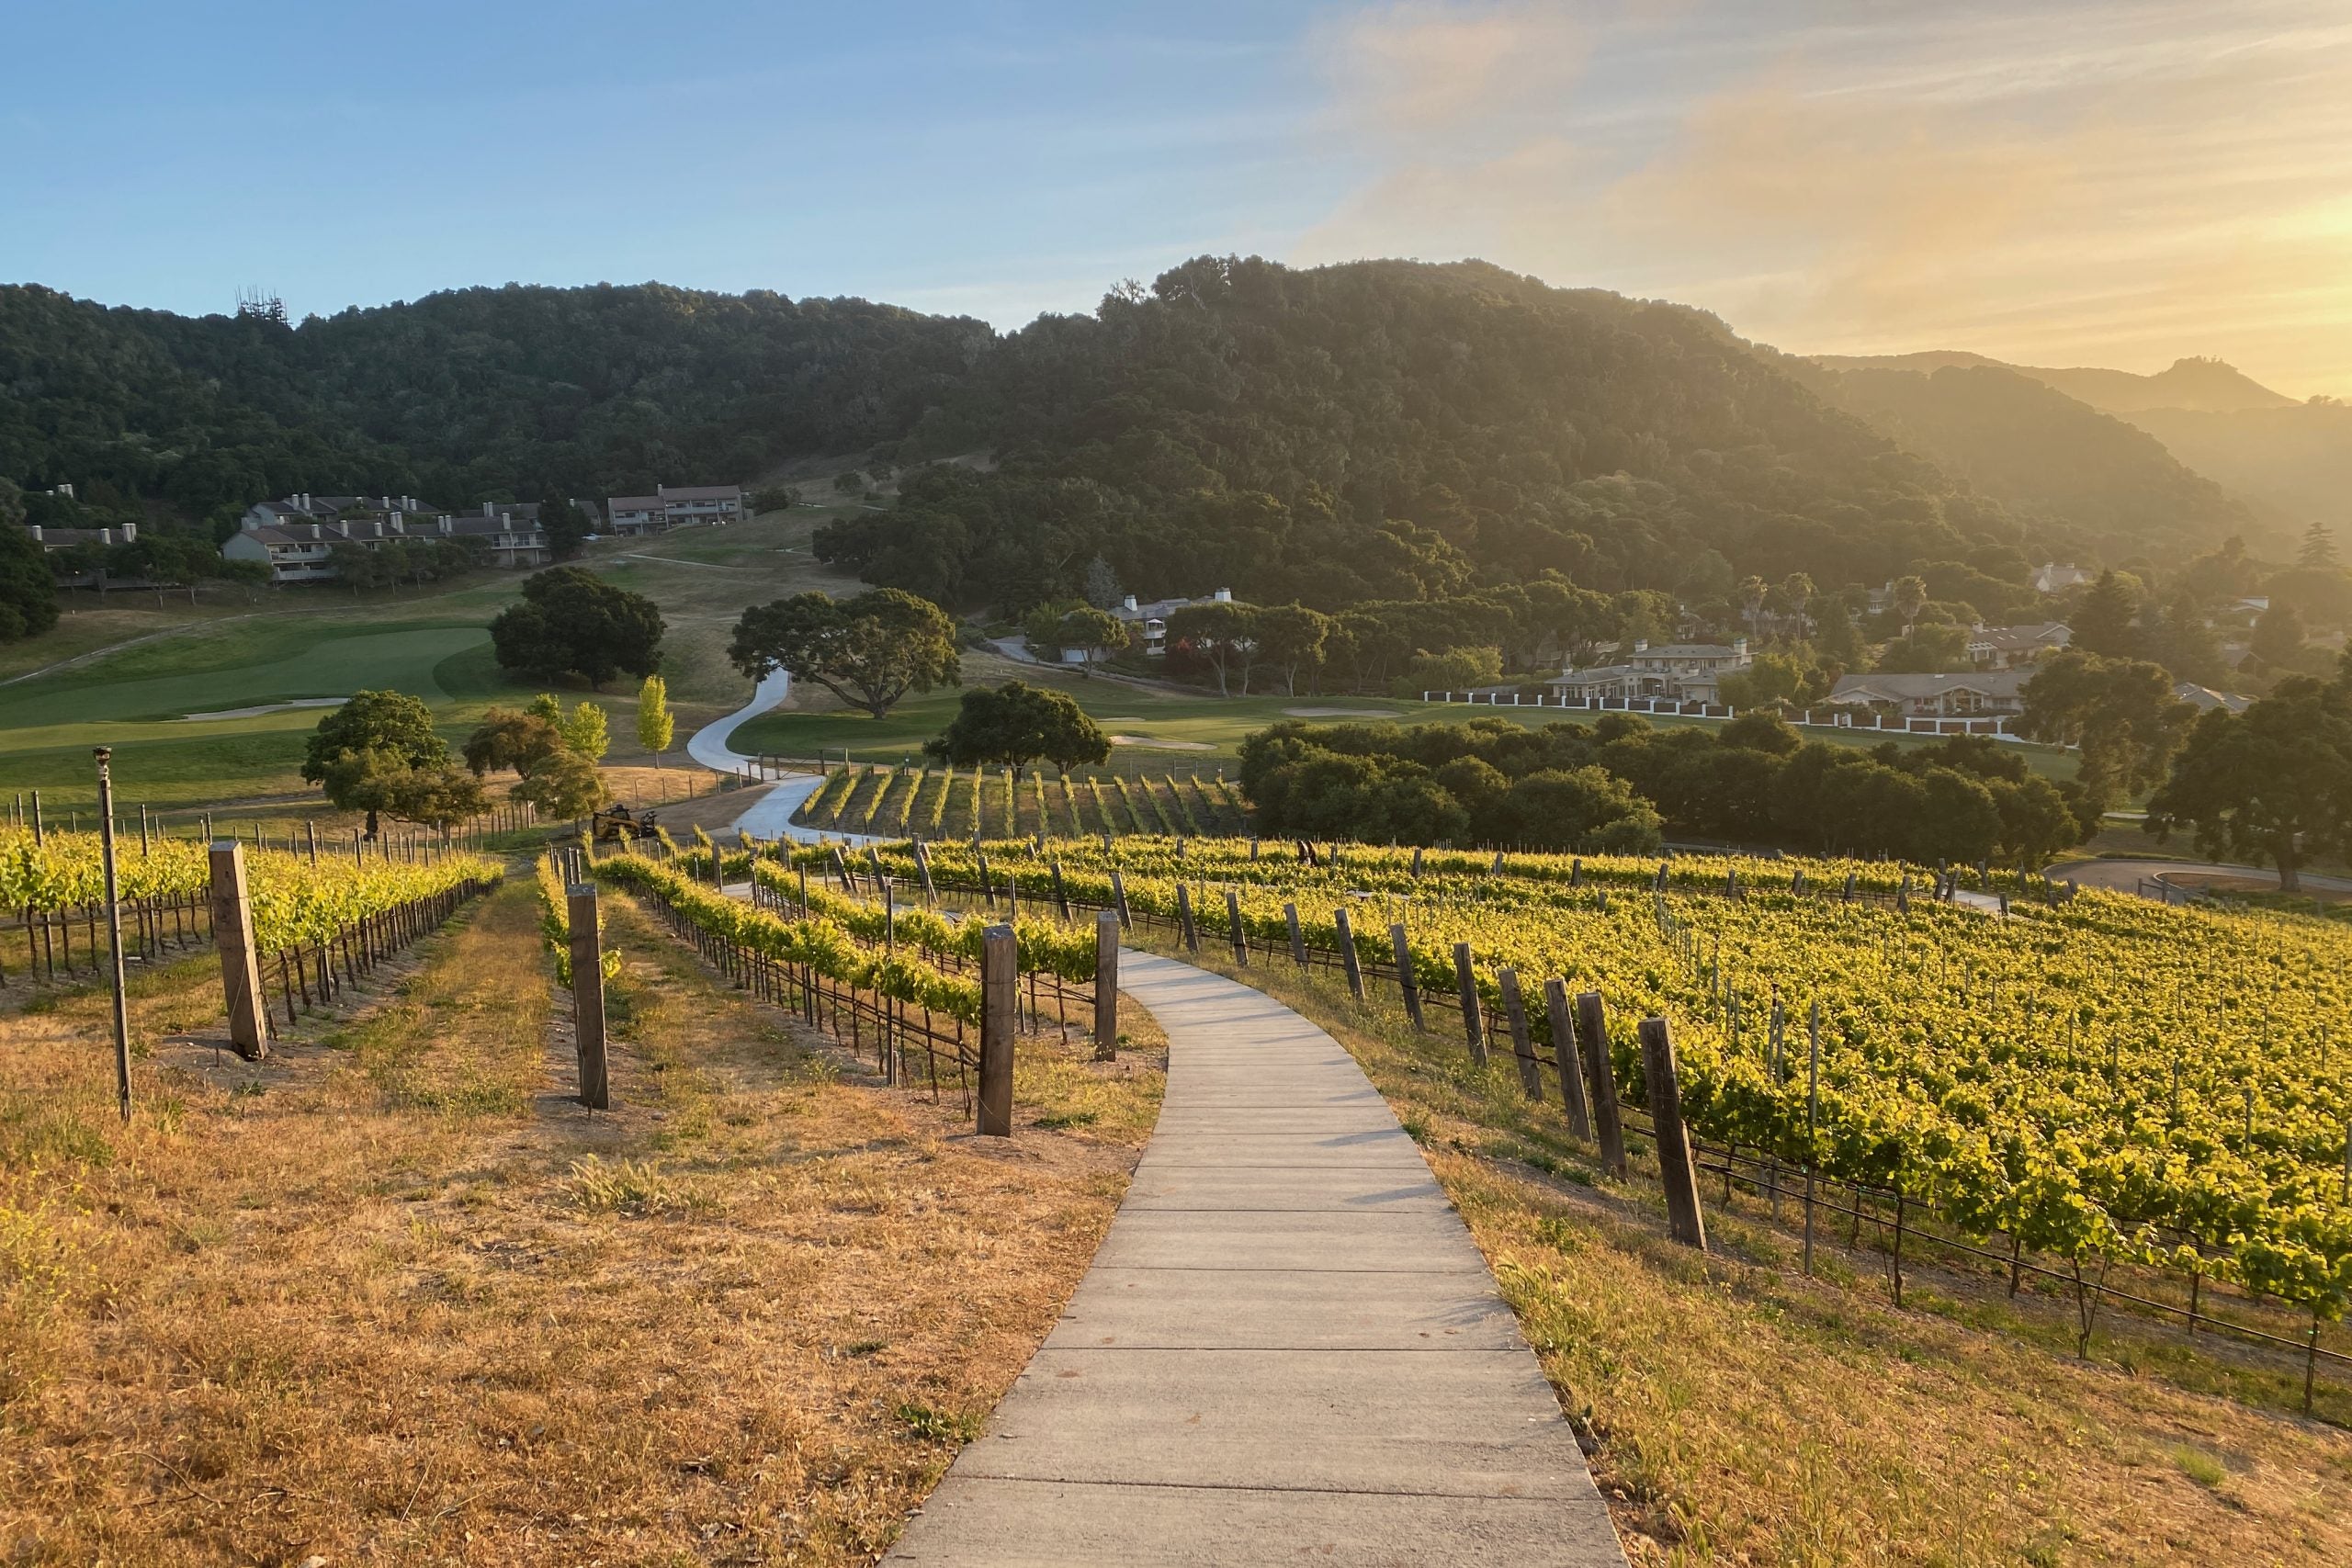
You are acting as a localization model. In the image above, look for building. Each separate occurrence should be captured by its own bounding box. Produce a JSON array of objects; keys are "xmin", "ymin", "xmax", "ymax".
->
[
  {"xmin": 601, "ymin": 482, "xmax": 745, "ymax": 535},
  {"xmin": 2032, "ymin": 561, "xmax": 2094, "ymax": 595},
  {"xmin": 1827, "ymin": 670, "xmax": 2030, "ymax": 718},
  {"xmin": 1110, "ymin": 589, "xmax": 1234, "ymax": 657},
  {"xmin": 222, "ymin": 495, "xmax": 557, "ymax": 582},
  {"xmin": 20, "ymin": 522, "xmax": 138, "ymax": 552},
  {"xmin": 1965, "ymin": 622, "xmax": 2071, "ymax": 670},
  {"xmin": 1547, "ymin": 638, "xmax": 1753, "ymax": 705},
  {"xmin": 2172, "ymin": 682, "xmax": 2252, "ymax": 715}
]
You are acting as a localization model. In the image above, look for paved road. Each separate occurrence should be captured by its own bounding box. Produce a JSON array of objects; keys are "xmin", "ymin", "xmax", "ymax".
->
[
  {"xmin": 2047, "ymin": 857, "xmax": 2352, "ymax": 898},
  {"xmin": 884, "ymin": 950, "xmax": 1625, "ymax": 1566},
  {"xmin": 684, "ymin": 668, "xmax": 793, "ymax": 773}
]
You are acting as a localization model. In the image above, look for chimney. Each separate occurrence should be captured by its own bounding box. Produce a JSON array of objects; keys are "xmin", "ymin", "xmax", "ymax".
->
[
  {"xmin": 1213, "ymin": 588, "xmax": 1232, "ymax": 603},
  {"xmin": 1733, "ymin": 637, "xmax": 1749, "ymax": 657},
  {"xmin": 25, "ymin": 526, "xmax": 40, "ymax": 542},
  {"xmin": 371, "ymin": 520, "xmax": 384, "ymax": 538},
  {"xmin": 483, "ymin": 502, "xmax": 495, "ymax": 518},
  {"xmin": 311, "ymin": 524, "xmax": 322, "ymax": 540},
  {"xmin": 1634, "ymin": 638, "xmax": 1648, "ymax": 654},
  {"xmin": 437, "ymin": 515, "xmax": 452, "ymax": 536},
  {"xmin": 1123, "ymin": 594, "xmax": 1137, "ymax": 612}
]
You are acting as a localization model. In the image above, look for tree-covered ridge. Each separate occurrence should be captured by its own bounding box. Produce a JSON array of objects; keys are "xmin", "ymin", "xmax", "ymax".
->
[
  {"xmin": 1796, "ymin": 360, "xmax": 2265, "ymax": 562},
  {"xmin": 0, "ymin": 280, "xmax": 989, "ymax": 532},
  {"xmin": 823, "ymin": 256, "xmax": 2026, "ymax": 612}
]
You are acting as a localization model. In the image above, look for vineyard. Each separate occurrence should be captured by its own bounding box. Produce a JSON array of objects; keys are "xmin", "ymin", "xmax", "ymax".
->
[
  {"xmin": 752, "ymin": 831, "xmax": 2352, "ymax": 1382},
  {"xmin": 792, "ymin": 763, "xmax": 1249, "ymax": 840},
  {"xmin": 0, "ymin": 828, "xmax": 502, "ymax": 1016}
]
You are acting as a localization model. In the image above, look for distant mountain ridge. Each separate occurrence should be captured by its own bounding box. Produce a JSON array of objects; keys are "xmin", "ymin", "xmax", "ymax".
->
[{"xmin": 1808, "ymin": 351, "xmax": 2302, "ymax": 413}]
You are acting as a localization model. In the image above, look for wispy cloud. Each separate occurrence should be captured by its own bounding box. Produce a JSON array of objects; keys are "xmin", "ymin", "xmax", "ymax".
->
[{"xmin": 1292, "ymin": 0, "xmax": 2352, "ymax": 396}]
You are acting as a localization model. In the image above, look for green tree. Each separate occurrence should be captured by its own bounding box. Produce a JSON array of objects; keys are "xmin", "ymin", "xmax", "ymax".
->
[
  {"xmin": 489, "ymin": 567, "xmax": 664, "ymax": 689},
  {"xmin": 2019, "ymin": 649, "xmax": 2195, "ymax": 810},
  {"xmin": 1497, "ymin": 768, "xmax": 1663, "ymax": 853},
  {"xmin": 636, "ymin": 674, "xmax": 674, "ymax": 765},
  {"xmin": 729, "ymin": 588, "xmax": 960, "ymax": 718},
  {"xmin": 301, "ymin": 690, "xmax": 482, "ymax": 837},
  {"xmin": 2250, "ymin": 602, "xmax": 2308, "ymax": 671},
  {"xmin": 1396, "ymin": 646, "xmax": 1503, "ymax": 696},
  {"xmin": 512, "ymin": 746, "xmax": 611, "ymax": 821},
  {"xmin": 540, "ymin": 497, "xmax": 593, "ymax": 560},
  {"xmin": 1814, "ymin": 598, "xmax": 1862, "ymax": 666},
  {"xmin": 923, "ymin": 681, "xmax": 1110, "ymax": 781},
  {"xmin": 1058, "ymin": 606, "xmax": 1128, "ymax": 673},
  {"xmin": 0, "ymin": 508, "xmax": 60, "ymax": 641},
  {"xmin": 2298, "ymin": 520, "xmax": 2339, "ymax": 570},
  {"xmin": 462, "ymin": 706, "xmax": 564, "ymax": 776},
  {"xmin": 1165, "ymin": 601, "xmax": 1261, "ymax": 696},
  {"xmin": 2146, "ymin": 662, "xmax": 2352, "ymax": 891},
  {"xmin": 561, "ymin": 699, "xmax": 610, "ymax": 761},
  {"xmin": 1891, "ymin": 574, "xmax": 1928, "ymax": 637},
  {"xmin": 2069, "ymin": 570, "xmax": 2143, "ymax": 660},
  {"xmin": 1252, "ymin": 604, "xmax": 1330, "ymax": 695}
]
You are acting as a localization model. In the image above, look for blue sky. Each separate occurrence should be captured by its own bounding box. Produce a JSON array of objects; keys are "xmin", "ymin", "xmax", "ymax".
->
[{"xmin": 6, "ymin": 2, "xmax": 2348, "ymax": 393}]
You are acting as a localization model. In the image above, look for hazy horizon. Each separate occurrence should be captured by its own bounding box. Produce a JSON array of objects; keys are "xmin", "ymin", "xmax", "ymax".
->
[{"xmin": 6, "ymin": 1, "xmax": 2346, "ymax": 398}]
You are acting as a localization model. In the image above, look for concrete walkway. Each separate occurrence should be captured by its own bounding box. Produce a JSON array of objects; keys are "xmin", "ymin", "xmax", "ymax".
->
[
  {"xmin": 885, "ymin": 950, "xmax": 1625, "ymax": 1566},
  {"xmin": 685, "ymin": 668, "xmax": 793, "ymax": 773}
]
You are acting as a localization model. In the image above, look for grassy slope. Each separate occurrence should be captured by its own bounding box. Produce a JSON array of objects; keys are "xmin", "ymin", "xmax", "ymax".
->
[
  {"xmin": 0, "ymin": 874, "xmax": 1163, "ymax": 1565},
  {"xmin": 0, "ymin": 507, "xmax": 867, "ymax": 816},
  {"xmin": 1123, "ymin": 935, "xmax": 2352, "ymax": 1566}
]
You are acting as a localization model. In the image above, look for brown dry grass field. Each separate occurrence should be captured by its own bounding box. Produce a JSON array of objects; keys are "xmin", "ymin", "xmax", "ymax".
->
[
  {"xmin": 0, "ymin": 874, "xmax": 1163, "ymax": 1566},
  {"xmin": 1133, "ymin": 935, "xmax": 2352, "ymax": 1568}
]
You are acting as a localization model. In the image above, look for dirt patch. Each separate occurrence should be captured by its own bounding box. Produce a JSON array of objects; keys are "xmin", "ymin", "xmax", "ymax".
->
[{"xmin": 0, "ymin": 875, "xmax": 1162, "ymax": 1566}]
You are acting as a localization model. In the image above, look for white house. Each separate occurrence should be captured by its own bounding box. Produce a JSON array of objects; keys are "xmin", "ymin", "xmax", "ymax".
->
[
  {"xmin": 1548, "ymin": 638, "xmax": 1753, "ymax": 705},
  {"xmin": 222, "ymin": 495, "xmax": 557, "ymax": 581},
  {"xmin": 1827, "ymin": 670, "xmax": 2030, "ymax": 718},
  {"xmin": 2032, "ymin": 562, "xmax": 2094, "ymax": 595},
  {"xmin": 1111, "ymin": 589, "xmax": 1235, "ymax": 657},
  {"xmin": 1965, "ymin": 622, "xmax": 2071, "ymax": 670}
]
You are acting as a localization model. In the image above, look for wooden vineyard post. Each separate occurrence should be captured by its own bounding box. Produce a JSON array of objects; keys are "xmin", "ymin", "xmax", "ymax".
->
[
  {"xmin": 978, "ymin": 924, "xmax": 1016, "ymax": 1136},
  {"xmin": 1052, "ymin": 862, "xmax": 1072, "ymax": 921},
  {"xmin": 1639, "ymin": 1017, "xmax": 1707, "ymax": 1250},
  {"xmin": 1804, "ymin": 1000, "xmax": 1820, "ymax": 1276},
  {"xmin": 1498, "ymin": 967, "xmax": 1543, "ymax": 1100},
  {"xmin": 1093, "ymin": 910, "xmax": 1120, "ymax": 1061},
  {"xmin": 1452, "ymin": 942, "xmax": 1487, "ymax": 1066},
  {"xmin": 568, "ymin": 882, "xmax": 611, "ymax": 1110},
  {"xmin": 1544, "ymin": 979, "xmax": 1592, "ymax": 1138},
  {"xmin": 1225, "ymin": 888, "xmax": 1249, "ymax": 965},
  {"xmin": 1176, "ymin": 884, "xmax": 1200, "ymax": 953},
  {"xmin": 1333, "ymin": 908, "xmax": 1366, "ymax": 1000},
  {"xmin": 1110, "ymin": 869, "xmax": 1132, "ymax": 931},
  {"xmin": 1389, "ymin": 923, "xmax": 1425, "ymax": 1030},
  {"xmin": 912, "ymin": 839, "xmax": 936, "ymax": 904},
  {"xmin": 1576, "ymin": 991, "xmax": 1625, "ymax": 1177},
  {"xmin": 1283, "ymin": 902, "xmax": 1307, "ymax": 969},
  {"xmin": 208, "ymin": 840, "xmax": 268, "ymax": 1061},
  {"xmin": 94, "ymin": 751, "xmax": 132, "ymax": 1123}
]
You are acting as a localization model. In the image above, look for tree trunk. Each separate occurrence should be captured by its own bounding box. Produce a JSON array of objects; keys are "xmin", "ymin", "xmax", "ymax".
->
[
  {"xmin": 2277, "ymin": 839, "xmax": 2302, "ymax": 894},
  {"xmin": 364, "ymin": 808, "xmax": 379, "ymax": 839}
]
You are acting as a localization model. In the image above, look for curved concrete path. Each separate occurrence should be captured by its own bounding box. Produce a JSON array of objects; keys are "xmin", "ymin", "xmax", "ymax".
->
[
  {"xmin": 685, "ymin": 668, "xmax": 793, "ymax": 773},
  {"xmin": 886, "ymin": 949, "xmax": 1625, "ymax": 1566}
]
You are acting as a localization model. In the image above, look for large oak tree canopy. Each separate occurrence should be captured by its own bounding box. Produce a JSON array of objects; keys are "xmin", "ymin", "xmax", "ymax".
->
[
  {"xmin": 489, "ymin": 567, "xmax": 664, "ymax": 689},
  {"xmin": 728, "ymin": 588, "xmax": 959, "ymax": 718}
]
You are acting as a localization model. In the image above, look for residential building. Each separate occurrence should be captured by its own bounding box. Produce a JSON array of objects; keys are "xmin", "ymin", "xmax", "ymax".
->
[
  {"xmin": 2032, "ymin": 561, "xmax": 2094, "ymax": 595},
  {"xmin": 1827, "ymin": 670, "xmax": 2030, "ymax": 718},
  {"xmin": 1111, "ymin": 589, "xmax": 1234, "ymax": 657},
  {"xmin": 1547, "ymin": 638, "xmax": 1752, "ymax": 705},
  {"xmin": 20, "ymin": 522, "xmax": 138, "ymax": 552},
  {"xmin": 2172, "ymin": 682, "xmax": 2252, "ymax": 715},
  {"xmin": 601, "ymin": 482, "xmax": 745, "ymax": 535},
  {"xmin": 1965, "ymin": 622, "xmax": 2071, "ymax": 669},
  {"xmin": 222, "ymin": 495, "xmax": 558, "ymax": 582}
]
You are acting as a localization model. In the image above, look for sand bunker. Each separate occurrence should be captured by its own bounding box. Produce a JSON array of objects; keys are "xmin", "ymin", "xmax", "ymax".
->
[
  {"xmin": 1110, "ymin": 734, "xmax": 1215, "ymax": 750},
  {"xmin": 1283, "ymin": 706, "xmax": 1394, "ymax": 718},
  {"xmin": 179, "ymin": 698, "xmax": 347, "ymax": 722}
]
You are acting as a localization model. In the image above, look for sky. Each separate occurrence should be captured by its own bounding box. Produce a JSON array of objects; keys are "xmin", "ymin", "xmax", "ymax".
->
[{"xmin": 6, "ymin": 0, "xmax": 2348, "ymax": 396}]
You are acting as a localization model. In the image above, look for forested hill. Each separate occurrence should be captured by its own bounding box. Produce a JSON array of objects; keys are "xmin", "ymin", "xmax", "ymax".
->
[
  {"xmin": 1792, "ymin": 360, "xmax": 2268, "ymax": 562},
  {"xmin": 823, "ymin": 256, "xmax": 2029, "ymax": 612},
  {"xmin": 0, "ymin": 282, "xmax": 989, "ymax": 530}
]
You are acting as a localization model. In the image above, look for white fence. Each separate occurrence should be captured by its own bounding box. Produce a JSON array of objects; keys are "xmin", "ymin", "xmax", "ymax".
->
[{"xmin": 1419, "ymin": 690, "xmax": 2018, "ymax": 739}]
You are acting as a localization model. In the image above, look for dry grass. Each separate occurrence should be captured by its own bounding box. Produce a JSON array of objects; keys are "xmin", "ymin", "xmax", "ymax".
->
[
  {"xmin": 1143, "ymin": 941, "xmax": 2352, "ymax": 1568},
  {"xmin": 0, "ymin": 878, "xmax": 1160, "ymax": 1566}
]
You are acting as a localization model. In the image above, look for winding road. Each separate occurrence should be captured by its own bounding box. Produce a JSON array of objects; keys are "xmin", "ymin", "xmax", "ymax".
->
[{"xmin": 684, "ymin": 671, "xmax": 888, "ymax": 847}]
